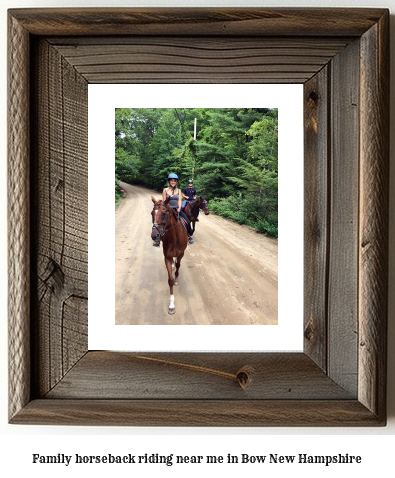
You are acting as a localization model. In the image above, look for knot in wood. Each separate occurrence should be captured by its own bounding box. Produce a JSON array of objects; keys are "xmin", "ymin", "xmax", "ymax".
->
[
  {"xmin": 304, "ymin": 321, "xmax": 314, "ymax": 341},
  {"xmin": 43, "ymin": 259, "xmax": 65, "ymax": 291},
  {"xmin": 308, "ymin": 90, "xmax": 319, "ymax": 103},
  {"xmin": 236, "ymin": 365, "xmax": 254, "ymax": 390}
]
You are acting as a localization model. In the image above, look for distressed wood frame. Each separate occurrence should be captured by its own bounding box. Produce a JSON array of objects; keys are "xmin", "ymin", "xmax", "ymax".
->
[{"xmin": 8, "ymin": 8, "xmax": 389, "ymax": 426}]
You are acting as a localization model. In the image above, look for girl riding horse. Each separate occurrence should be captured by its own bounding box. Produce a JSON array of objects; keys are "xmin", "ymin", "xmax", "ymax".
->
[
  {"xmin": 151, "ymin": 194, "xmax": 188, "ymax": 314},
  {"xmin": 152, "ymin": 173, "xmax": 194, "ymax": 246}
]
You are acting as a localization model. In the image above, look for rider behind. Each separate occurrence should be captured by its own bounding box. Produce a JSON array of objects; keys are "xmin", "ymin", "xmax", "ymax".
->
[{"xmin": 181, "ymin": 179, "xmax": 199, "ymax": 221}]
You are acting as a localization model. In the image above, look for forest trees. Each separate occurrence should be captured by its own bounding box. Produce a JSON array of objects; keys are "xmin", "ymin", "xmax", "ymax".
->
[{"xmin": 115, "ymin": 107, "xmax": 278, "ymax": 237}]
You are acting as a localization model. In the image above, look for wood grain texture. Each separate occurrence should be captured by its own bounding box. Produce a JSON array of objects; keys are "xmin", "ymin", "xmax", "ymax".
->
[
  {"xmin": 30, "ymin": 39, "xmax": 88, "ymax": 397},
  {"xmin": 11, "ymin": 399, "xmax": 383, "ymax": 427},
  {"xmin": 48, "ymin": 37, "xmax": 350, "ymax": 84},
  {"xmin": 8, "ymin": 13, "xmax": 31, "ymax": 421},
  {"xmin": 303, "ymin": 67, "xmax": 329, "ymax": 370},
  {"xmin": 45, "ymin": 352, "xmax": 354, "ymax": 400},
  {"xmin": 358, "ymin": 12, "xmax": 389, "ymax": 420},
  {"xmin": 7, "ymin": 8, "xmax": 389, "ymax": 426},
  {"xmin": 327, "ymin": 39, "xmax": 360, "ymax": 396},
  {"xmin": 8, "ymin": 8, "xmax": 387, "ymax": 37}
]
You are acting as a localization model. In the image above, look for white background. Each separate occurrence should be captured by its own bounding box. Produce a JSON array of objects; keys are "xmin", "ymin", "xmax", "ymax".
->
[
  {"xmin": 1, "ymin": 0, "xmax": 395, "ymax": 476},
  {"xmin": 88, "ymin": 83, "xmax": 303, "ymax": 352}
]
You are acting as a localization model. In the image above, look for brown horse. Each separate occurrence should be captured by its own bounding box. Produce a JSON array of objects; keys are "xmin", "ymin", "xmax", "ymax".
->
[
  {"xmin": 184, "ymin": 196, "xmax": 210, "ymax": 235},
  {"xmin": 151, "ymin": 195, "xmax": 188, "ymax": 314}
]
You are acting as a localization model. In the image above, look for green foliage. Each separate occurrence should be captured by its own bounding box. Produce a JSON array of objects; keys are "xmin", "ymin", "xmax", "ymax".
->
[
  {"xmin": 256, "ymin": 219, "xmax": 278, "ymax": 237},
  {"xmin": 209, "ymin": 195, "xmax": 278, "ymax": 238},
  {"xmin": 115, "ymin": 148, "xmax": 141, "ymax": 184},
  {"xmin": 114, "ymin": 107, "xmax": 278, "ymax": 237},
  {"xmin": 115, "ymin": 178, "xmax": 123, "ymax": 204}
]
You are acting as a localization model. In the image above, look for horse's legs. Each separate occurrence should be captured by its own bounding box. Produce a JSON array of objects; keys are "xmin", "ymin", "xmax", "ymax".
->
[
  {"xmin": 191, "ymin": 220, "xmax": 195, "ymax": 235},
  {"xmin": 174, "ymin": 253, "xmax": 183, "ymax": 286},
  {"xmin": 164, "ymin": 256, "xmax": 175, "ymax": 314}
]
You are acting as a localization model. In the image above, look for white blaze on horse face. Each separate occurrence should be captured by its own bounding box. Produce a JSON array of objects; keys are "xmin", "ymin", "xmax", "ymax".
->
[
  {"xmin": 169, "ymin": 295, "xmax": 175, "ymax": 309},
  {"xmin": 152, "ymin": 206, "xmax": 161, "ymax": 224},
  {"xmin": 152, "ymin": 205, "xmax": 165, "ymax": 234}
]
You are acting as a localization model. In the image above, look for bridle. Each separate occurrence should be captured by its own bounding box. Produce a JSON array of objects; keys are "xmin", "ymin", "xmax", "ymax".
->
[
  {"xmin": 152, "ymin": 201, "xmax": 179, "ymax": 238},
  {"xmin": 187, "ymin": 196, "xmax": 209, "ymax": 214},
  {"xmin": 199, "ymin": 196, "xmax": 210, "ymax": 214}
]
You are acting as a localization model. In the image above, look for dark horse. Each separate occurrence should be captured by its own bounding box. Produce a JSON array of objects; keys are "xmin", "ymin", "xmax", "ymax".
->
[
  {"xmin": 151, "ymin": 196, "xmax": 188, "ymax": 314},
  {"xmin": 184, "ymin": 196, "xmax": 210, "ymax": 235}
]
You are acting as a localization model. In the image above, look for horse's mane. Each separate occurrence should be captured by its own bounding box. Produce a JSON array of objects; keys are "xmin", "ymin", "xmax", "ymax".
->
[
  {"xmin": 170, "ymin": 207, "xmax": 178, "ymax": 220},
  {"xmin": 153, "ymin": 200, "xmax": 178, "ymax": 224},
  {"xmin": 189, "ymin": 197, "xmax": 201, "ymax": 211}
]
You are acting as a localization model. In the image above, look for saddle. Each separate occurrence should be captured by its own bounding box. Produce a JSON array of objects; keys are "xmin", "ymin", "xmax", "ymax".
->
[
  {"xmin": 172, "ymin": 208, "xmax": 190, "ymax": 234},
  {"xmin": 184, "ymin": 199, "xmax": 196, "ymax": 214},
  {"xmin": 179, "ymin": 216, "xmax": 189, "ymax": 232}
]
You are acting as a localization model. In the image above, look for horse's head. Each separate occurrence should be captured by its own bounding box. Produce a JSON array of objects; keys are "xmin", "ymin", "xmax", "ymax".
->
[
  {"xmin": 200, "ymin": 196, "xmax": 210, "ymax": 215},
  {"xmin": 151, "ymin": 196, "xmax": 171, "ymax": 241}
]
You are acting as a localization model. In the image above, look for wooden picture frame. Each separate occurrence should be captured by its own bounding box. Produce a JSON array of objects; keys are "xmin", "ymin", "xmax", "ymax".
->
[{"xmin": 8, "ymin": 8, "xmax": 389, "ymax": 426}]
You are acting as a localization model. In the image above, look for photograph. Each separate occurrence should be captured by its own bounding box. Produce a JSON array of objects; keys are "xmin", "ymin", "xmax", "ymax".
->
[{"xmin": 114, "ymin": 107, "xmax": 279, "ymax": 324}]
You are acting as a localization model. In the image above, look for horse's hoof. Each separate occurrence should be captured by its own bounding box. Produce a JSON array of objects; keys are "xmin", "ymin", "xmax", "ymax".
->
[
  {"xmin": 168, "ymin": 307, "xmax": 175, "ymax": 315},
  {"xmin": 174, "ymin": 280, "xmax": 179, "ymax": 286}
]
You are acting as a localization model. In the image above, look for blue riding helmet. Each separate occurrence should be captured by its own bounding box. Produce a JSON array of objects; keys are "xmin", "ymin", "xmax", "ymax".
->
[{"xmin": 168, "ymin": 173, "xmax": 179, "ymax": 179}]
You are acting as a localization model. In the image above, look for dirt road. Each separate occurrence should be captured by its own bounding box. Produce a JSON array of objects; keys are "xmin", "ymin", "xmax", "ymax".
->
[{"xmin": 115, "ymin": 183, "xmax": 278, "ymax": 325}]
